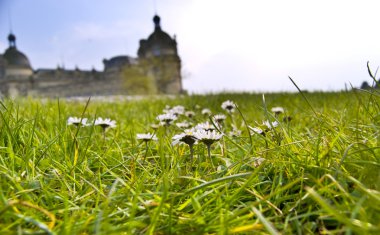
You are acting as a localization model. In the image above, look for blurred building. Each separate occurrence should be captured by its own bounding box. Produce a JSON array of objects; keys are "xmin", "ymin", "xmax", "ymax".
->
[{"xmin": 0, "ymin": 15, "xmax": 183, "ymax": 97}]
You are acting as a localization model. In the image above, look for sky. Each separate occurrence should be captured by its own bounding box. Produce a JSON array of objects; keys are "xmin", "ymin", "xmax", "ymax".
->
[{"xmin": 1, "ymin": 0, "xmax": 380, "ymax": 94}]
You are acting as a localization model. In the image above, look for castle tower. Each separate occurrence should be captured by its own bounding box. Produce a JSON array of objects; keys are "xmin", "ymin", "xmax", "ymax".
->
[
  {"xmin": 137, "ymin": 15, "xmax": 183, "ymax": 94},
  {"xmin": 0, "ymin": 33, "xmax": 33, "ymax": 97},
  {"xmin": 2, "ymin": 33, "xmax": 33, "ymax": 77}
]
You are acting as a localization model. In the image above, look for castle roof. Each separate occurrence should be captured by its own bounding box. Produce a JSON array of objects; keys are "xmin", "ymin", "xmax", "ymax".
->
[
  {"xmin": 3, "ymin": 33, "xmax": 32, "ymax": 69},
  {"xmin": 138, "ymin": 15, "xmax": 177, "ymax": 58}
]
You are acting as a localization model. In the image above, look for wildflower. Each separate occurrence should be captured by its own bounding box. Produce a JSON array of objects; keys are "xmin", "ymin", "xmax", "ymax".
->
[
  {"xmin": 271, "ymin": 107, "xmax": 284, "ymax": 115},
  {"xmin": 263, "ymin": 120, "xmax": 279, "ymax": 130},
  {"xmin": 94, "ymin": 117, "xmax": 117, "ymax": 129},
  {"xmin": 185, "ymin": 111, "xmax": 195, "ymax": 118},
  {"xmin": 213, "ymin": 114, "xmax": 226, "ymax": 124},
  {"xmin": 194, "ymin": 129, "xmax": 223, "ymax": 167},
  {"xmin": 176, "ymin": 121, "xmax": 192, "ymax": 129},
  {"xmin": 156, "ymin": 113, "xmax": 177, "ymax": 126},
  {"xmin": 172, "ymin": 128, "xmax": 198, "ymax": 163},
  {"xmin": 137, "ymin": 133, "xmax": 158, "ymax": 142},
  {"xmin": 150, "ymin": 123, "xmax": 160, "ymax": 130},
  {"xmin": 193, "ymin": 129, "xmax": 223, "ymax": 147},
  {"xmin": 170, "ymin": 105, "xmax": 185, "ymax": 116},
  {"xmin": 195, "ymin": 121, "xmax": 216, "ymax": 132},
  {"xmin": 221, "ymin": 100, "xmax": 236, "ymax": 113},
  {"xmin": 172, "ymin": 129, "xmax": 197, "ymax": 146},
  {"xmin": 137, "ymin": 133, "xmax": 157, "ymax": 162},
  {"xmin": 67, "ymin": 117, "xmax": 88, "ymax": 126},
  {"xmin": 249, "ymin": 126, "xmax": 265, "ymax": 135},
  {"xmin": 201, "ymin": 108, "xmax": 212, "ymax": 116}
]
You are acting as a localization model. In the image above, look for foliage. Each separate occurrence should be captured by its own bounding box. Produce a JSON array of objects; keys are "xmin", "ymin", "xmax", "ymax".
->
[{"xmin": 0, "ymin": 91, "xmax": 379, "ymax": 234}]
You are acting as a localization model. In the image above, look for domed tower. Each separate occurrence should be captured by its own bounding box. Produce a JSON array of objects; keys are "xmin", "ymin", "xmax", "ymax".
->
[
  {"xmin": 0, "ymin": 33, "xmax": 33, "ymax": 97},
  {"xmin": 137, "ymin": 15, "xmax": 183, "ymax": 94},
  {"xmin": 2, "ymin": 33, "xmax": 33, "ymax": 78}
]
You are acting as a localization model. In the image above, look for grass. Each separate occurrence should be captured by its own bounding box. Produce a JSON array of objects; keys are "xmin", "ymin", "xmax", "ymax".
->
[{"xmin": 0, "ymin": 90, "xmax": 379, "ymax": 234}]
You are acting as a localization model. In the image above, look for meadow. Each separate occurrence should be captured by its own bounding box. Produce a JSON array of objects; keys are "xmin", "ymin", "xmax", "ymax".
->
[{"xmin": 0, "ymin": 90, "xmax": 379, "ymax": 234}]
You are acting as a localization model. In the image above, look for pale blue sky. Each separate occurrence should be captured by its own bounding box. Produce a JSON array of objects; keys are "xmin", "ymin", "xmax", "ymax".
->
[{"xmin": 1, "ymin": 0, "xmax": 380, "ymax": 93}]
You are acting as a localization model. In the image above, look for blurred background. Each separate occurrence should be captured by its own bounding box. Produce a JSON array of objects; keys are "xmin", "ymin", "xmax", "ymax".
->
[{"xmin": 1, "ymin": 0, "xmax": 380, "ymax": 94}]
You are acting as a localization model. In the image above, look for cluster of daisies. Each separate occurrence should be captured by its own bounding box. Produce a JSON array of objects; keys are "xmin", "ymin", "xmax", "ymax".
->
[
  {"xmin": 67, "ymin": 101, "xmax": 289, "ymax": 162},
  {"xmin": 135, "ymin": 100, "xmax": 289, "ymax": 160},
  {"xmin": 136, "ymin": 100, "xmax": 237, "ymax": 146},
  {"xmin": 67, "ymin": 117, "xmax": 116, "ymax": 131}
]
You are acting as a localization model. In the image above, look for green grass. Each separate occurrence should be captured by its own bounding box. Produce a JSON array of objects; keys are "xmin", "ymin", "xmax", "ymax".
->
[{"xmin": 0, "ymin": 90, "xmax": 379, "ymax": 234}]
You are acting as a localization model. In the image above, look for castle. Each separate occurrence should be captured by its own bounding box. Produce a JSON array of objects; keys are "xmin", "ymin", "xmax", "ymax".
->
[{"xmin": 0, "ymin": 15, "xmax": 183, "ymax": 97}]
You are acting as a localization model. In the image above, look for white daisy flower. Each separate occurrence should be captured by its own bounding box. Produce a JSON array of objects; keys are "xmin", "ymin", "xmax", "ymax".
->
[
  {"xmin": 201, "ymin": 108, "xmax": 212, "ymax": 116},
  {"xmin": 185, "ymin": 111, "xmax": 195, "ymax": 118},
  {"xmin": 136, "ymin": 133, "xmax": 158, "ymax": 142},
  {"xmin": 193, "ymin": 129, "xmax": 223, "ymax": 146},
  {"xmin": 150, "ymin": 123, "xmax": 160, "ymax": 130},
  {"xmin": 221, "ymin": 100, "xmax": 236, "ymax": 113},
  {"xmin": 156, "ymin": 113, "xmax": 177, "ymax": 126},
  {"xmin": 170, "ymin": 105, "xmax": 185, "ymax": 116},
  {"xmin": 195, "ymin": 121, "xmax": 216, "ymax": 132},
  {"xmin": 271, "ymin": 107, "xmax": 285, "ymax": 115},
  {"xmin": 67, "ymin": 117, "xmax": 88, "ymax": 126},
  {"xmin": 172, "ymin": 128, "xmax": 197, "ymax": 146},
  {"xmin": 249, "ymin": 126, "xmax": 264, "ymax": 135},
  {"xmin": 94, "ymin": 117, "xmax": 116, "ymax": 129},
  {"xmin": 263, "ymin": 120, "xmax": 279, "ymax": 129},
  {"xmin": 176, "ymin": 121, "xmax": 191, "ymax": 129},
  {"xmin": 213, "ymin": 114, "xmax": 226, "ymax": 123}
]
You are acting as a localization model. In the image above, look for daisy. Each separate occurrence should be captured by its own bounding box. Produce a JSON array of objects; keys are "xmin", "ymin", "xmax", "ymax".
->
[
  {"xmin": 172, "ymin": 128, "xmax": 198, "ymax": 163},
  {"xmin": 263, "ymin": 120, "xmax": 279, "ymax": 129},
  {"xmin": 194, "ymin": 129, "xmax": 223, "ymax": 167},
  {"xmin": 185, "ymin": 111, "xmax": 195, "ymax": 118},
  {"xmin": 156, "ymin": 113, "xmax": 177, "ymax": 126},
  {"xmin": 150, "ymin": 123, "xmax": 160, "ymax": 130},
  {"xmin": 249, "ymin": 126, "xmax": 265, "ymax": 135},
  {"xmin": 271, "ymin": 107, "xmax": 284, "ymax": 115},
  {"xmin": 137, "ymin": 133, "xmax": 157, "ymax": 162},
  {"xmin": 201, "ymin": 108, "xmax": 212, "ymax": 116},
  {"xmin": 221, "ymin": 100, "xmax": 236, "ymax": 113},
  {"xmin": 170, "ymin": 105, "xmax": 185, "ymax": 116},
  {"xmin": 194, "ymin": 129, "xmax": 223, "ymax": 146},
  {"xmin": 67, "ymin": 117, "xmax": 88, "ymax": 126},
  {"xmin": 213, "ymin": 114, "xmax": 226, "ymax": 124},
  {"xmin": 94, "ymin": 117, "xmax": 117, "ymax": 129},
  {"xmin": 195, "ymin": 121, "xmax": 216, "ymax": 132},
  {"xmin": 176, "ymin": 121, "xmax": 192, "ymax": 129},
  {"xmin": 172, "ymin": 129, "xmax": 197, "ymax": 146},
  {"xmin": 137, "ymin": 133, "xmax": 158, "ymax": 142}
]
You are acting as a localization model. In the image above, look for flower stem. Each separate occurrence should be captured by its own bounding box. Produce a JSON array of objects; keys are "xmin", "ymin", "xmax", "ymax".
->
[
  {"xmin": 102, "ymin": 128, "xmax": 106, "ymax": 142},
  {"xmin": 189, "ymin": 144, "xmax": 194, "ymax": 162},
  {"xmin": 207, "ymin": 144, "xmax": 214, "ymax": 169}
]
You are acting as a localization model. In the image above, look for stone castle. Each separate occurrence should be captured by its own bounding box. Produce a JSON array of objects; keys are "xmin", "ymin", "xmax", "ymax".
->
[{"xmin": 0, "ymin": 15, "xmax": 183, "ymax": 97}]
